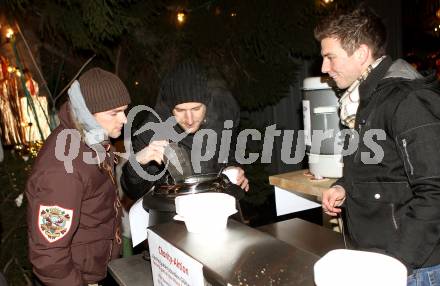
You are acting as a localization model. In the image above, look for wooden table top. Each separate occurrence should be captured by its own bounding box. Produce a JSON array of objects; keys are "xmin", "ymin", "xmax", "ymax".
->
[{"xmin": 269, "ymin": 169, "xmax": 337, "ymax": 199}]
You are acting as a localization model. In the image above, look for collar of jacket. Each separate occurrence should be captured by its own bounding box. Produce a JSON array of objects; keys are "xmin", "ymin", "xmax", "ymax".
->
[{"xmin": 358, "ymin": 56, "xmax": 393, "ymax": 108}]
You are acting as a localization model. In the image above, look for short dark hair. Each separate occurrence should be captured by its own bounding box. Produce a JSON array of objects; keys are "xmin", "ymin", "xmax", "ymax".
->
[{"xmin": 314, "ymin": 6, "xmax": 387, "ymax": 59}]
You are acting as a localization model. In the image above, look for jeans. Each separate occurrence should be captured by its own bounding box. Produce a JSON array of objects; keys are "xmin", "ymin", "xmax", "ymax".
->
[{"xmin": 408, "ymin": 264, "xmax": 440, "ymax": 286}]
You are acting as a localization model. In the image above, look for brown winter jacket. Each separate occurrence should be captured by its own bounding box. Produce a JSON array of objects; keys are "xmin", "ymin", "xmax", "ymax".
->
[{"xmin": 26, "ymin": 103, "xmax": 122, "ymax": 286}]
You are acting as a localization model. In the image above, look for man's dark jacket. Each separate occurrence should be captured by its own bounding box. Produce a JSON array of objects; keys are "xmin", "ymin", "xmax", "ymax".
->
[
  {"xmin": 121, "ymin": 84, "xmax": 240, "ymax": 201},
  {"xmin": 336, "ymin": 56, "xmax": 440, "ymax": 270}
]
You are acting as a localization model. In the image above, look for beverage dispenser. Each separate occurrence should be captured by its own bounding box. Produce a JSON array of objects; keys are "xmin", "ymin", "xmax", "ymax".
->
[{"xmin": 302, "ymin": 77, "xmax": 343, "ymax": 178}]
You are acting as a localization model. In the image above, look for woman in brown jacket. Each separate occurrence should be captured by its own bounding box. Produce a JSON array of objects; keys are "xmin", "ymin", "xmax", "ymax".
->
[{"xmin": 26, "ymin": 68, "xmax": 131, "ymax": 285}]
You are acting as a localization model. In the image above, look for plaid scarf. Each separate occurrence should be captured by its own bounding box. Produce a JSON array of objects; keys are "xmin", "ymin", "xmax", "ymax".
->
[{"xmin": 339, "ymin": 56, "xmax": 386, "ymax": 128}]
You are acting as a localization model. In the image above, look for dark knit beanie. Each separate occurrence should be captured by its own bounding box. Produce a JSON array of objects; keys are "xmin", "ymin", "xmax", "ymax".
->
[
  {"xmin": 160, "ymin": 62, "xmax": 211, "ymax": 109},
  {"xmin": 78, "ymin": 67, "xmax": 131, "ymax": 114}
]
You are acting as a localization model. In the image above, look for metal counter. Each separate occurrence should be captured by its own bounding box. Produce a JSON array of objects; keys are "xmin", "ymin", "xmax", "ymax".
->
[
  {"xmin": 109, "ymin": 218, "xmax": 343, "ymax": 286},
  {"xmin": 108, "ymin": 253, "xmax": 153, "ymax": 286},
  {"xmin": 258, "ymin": 218, "xmax": 344, "ymax": 257},
  {"xmin": 149, "ymin": 220, "xmax": 320, "ymax": 285}
]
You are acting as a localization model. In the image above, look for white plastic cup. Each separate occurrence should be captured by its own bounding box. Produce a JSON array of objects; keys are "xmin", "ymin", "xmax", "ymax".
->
[{"xmin": 222, "ymin": 168, "xmax": 239, "ymax": 184}]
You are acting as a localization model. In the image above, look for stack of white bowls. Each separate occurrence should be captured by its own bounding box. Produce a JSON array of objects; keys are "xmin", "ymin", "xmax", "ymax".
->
[
  {"xmin": 174, "ymin": 193, "xmax": 237, "ymax": 234},
  {"xmin": 314, "ymin": 249, "xmax": 407, "ymax": 286}
]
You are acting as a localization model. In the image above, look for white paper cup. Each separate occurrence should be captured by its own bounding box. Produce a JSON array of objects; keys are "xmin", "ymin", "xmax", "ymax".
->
[{"xmin": 222, "ymin": 168, "xmax": 239, "ymax": 184}]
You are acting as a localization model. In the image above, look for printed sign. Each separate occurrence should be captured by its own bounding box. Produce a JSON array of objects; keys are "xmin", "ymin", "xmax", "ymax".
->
[{"xmin": 147, "ymin": 230, "xmax": 204, "ymax": 286}]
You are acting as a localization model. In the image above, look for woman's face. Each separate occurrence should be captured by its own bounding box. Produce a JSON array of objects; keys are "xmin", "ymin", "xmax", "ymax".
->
[
  {"xmin": 172, "ymin": 102, "xmax": 206, "ymax": 133},
  {"xmin": 94, "ymin": 105, "xmax": 128, "ymax": 138}
]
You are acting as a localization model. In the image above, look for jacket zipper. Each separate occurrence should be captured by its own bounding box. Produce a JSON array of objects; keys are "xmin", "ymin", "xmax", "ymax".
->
[
  {"xmin": 391, "ymin": 203, "xmax": 398, "ymax": 230},
  {"xmin": 402, "ymin": 139, "xmax": 414, "ymax": 175}
]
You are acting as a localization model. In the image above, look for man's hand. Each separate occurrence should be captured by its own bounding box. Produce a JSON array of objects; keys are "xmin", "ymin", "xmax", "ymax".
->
[
  {"xmin": 235, "ymin": 167, "xmax": 249, "ymax": 192},
  {"xmin": 322, "ymin": 185, "xmax": 346, "ymax": 216},
  {"xmin": 223, "ymin": 167, "xmax": 249, "ymax": 192},
  {"xmin": 135, "ymin": 140, "xmax": 169, "ymax": 165}
]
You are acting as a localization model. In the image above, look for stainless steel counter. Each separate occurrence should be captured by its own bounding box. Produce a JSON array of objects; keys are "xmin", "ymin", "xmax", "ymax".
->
[
  {"xmin": 108, "ymin": 218, "xmax": 343, "ymax": 286},
  {"xmin": 108, "ymin": 253, "xmax": 153, "ymax": 286},
  {"xmin": 150, "ymin": 219, "xmax": 319, "ymax": 285},
  {"xmin": 258, "ymin": 218, "xmax": 344, "ymax": 257}
]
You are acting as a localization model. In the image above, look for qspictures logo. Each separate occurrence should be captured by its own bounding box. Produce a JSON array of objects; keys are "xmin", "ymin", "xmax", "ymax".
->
[{"xmin": 54, "ymin": 105, "xmax": 386, "ymax": 180}]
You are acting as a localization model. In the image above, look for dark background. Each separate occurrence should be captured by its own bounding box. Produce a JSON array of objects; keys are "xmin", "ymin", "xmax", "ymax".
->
[{"xmin": 0, "ymin": 0, "xmax": 439, "ymax": 285}]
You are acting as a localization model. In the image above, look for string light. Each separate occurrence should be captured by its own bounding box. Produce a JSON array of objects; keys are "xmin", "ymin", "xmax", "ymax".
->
[
  {"xmin": 230, "ymin": 12, "xmax": 237, "ymax": 17},
  {"xmin": 177, "ymin": 10, "xmax": 186, "ymax": 24},
  {"xmin": 323, "ymin": 0, "xmax": 334, "ymax": 4},
  {"xmin": 5, "ymin": 28, "xmax": 14, "ymax": 39},
  {"xmin": 134, "ymin": 81, "xmax": 139, "ymax": 86},
  {"xmin": 5, "ymin": 66, "xmax": 25, "ymax": 77}
]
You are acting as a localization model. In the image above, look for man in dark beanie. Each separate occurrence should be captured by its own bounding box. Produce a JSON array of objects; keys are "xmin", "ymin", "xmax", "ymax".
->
[
  {"xmin": 121, "ymin": 61, "xmax": 248, "ymax": 203},
  {"xmin": 26, "ymin": 67, "xmax": 131, "ymax": 286}
]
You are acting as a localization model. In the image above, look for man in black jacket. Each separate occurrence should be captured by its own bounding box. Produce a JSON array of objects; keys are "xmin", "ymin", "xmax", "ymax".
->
[
  {"xmin": 121, "ymin": 61, "xmax": 249, "ymax": 201},
  {"xmin": 315, "ymin": 6, "xmax": 440, "ymax": 284}
]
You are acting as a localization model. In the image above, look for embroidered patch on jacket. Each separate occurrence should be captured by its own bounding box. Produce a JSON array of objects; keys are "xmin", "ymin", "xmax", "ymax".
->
[{"xmin": 38, "ymin": 205, "xmax": 73, "ymax": 243}]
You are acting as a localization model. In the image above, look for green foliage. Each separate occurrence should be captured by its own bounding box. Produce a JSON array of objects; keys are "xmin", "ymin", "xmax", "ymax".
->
[
  {"xmin": 52, "ymin": 0, "xmax": 138, "ymax": 53},
  {"xmin": 4, "ymin": 0, "xmax": 358, "ymax": 110},
  {"xmin": 171, "ymin": 0, "xmax": 320, "ymax": 110},
  {"xmin": 1, "ymin": 0, "xmax": 30, "ymax": 11},
  {"xmin": 7, "ymin": 0, "xmax": 141, "ymax": 57},
  {"xmin": 0, "ymin": 151, "xmax": 33, "ymax": 285}
]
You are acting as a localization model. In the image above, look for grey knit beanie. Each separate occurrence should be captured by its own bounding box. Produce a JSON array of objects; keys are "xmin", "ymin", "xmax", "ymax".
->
[
  {"xmin": 78, "ymin": 67, "xmax": 131, "ymax": 114},
  {"xmin": 160, "ymin": 62, "xmax": 211, "ymax": 109}
]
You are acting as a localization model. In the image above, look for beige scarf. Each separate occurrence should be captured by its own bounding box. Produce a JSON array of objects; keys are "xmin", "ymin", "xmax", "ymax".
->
[{"xmin": 339, "ymin": 56, "xmax": 386, "ymax": 128}]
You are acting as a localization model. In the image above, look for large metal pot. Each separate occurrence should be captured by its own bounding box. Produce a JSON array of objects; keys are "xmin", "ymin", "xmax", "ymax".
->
[{"xmin": 142, "ymin": 173, "xmax": 244, "ymax": 227}]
